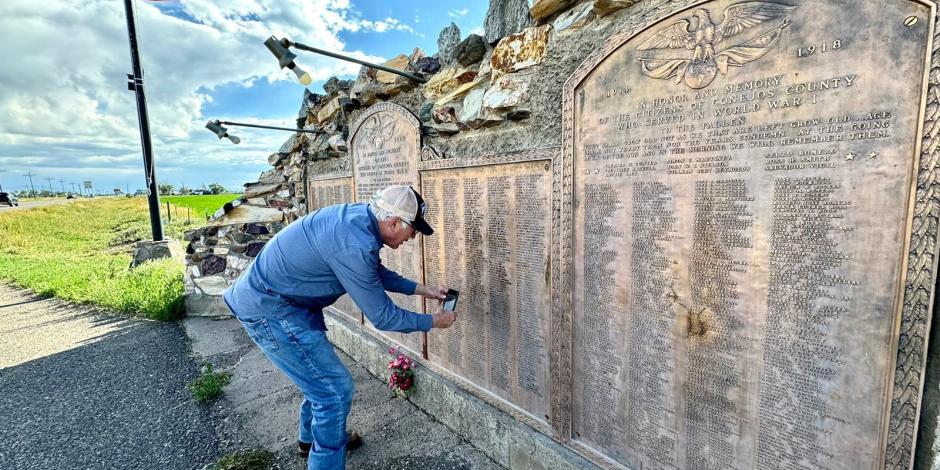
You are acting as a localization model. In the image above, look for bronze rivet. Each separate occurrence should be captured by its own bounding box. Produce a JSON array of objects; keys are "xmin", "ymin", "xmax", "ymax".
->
[{"xmin": 905, "ymin": 16, "xmax": 918, "ymax": 27}]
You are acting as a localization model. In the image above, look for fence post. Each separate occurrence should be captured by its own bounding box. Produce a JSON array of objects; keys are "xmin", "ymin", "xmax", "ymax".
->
[{"xmin": 166, "ymin": 201, "xmax": 171, "ymax": 223}]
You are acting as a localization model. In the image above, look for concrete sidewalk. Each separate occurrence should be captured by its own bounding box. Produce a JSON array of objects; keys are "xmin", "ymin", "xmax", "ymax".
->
[{"xmin": 184, "ymin": 316, "xmax": 504, "ymax": 469}]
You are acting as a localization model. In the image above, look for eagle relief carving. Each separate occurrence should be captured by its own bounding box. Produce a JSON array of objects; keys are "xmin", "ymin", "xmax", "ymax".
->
[
  {"xmin": 362, "ymin": 113, "xmax": 397, "ymax": 149},
  {"xmin": 637, "ymin": 1, "xmax": 796, "ymax": 89}
]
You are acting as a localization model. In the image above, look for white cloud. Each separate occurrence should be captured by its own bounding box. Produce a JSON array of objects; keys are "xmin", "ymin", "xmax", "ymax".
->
[
  {"xmin": 356, "ymin": 17, "xmax": 420, "ymax": 35},
  {"xmin": 0, "ymin": 0, "xmax": 401, "ymax": 192},
  {"xmin": 448, "ymin": 9, "xmax": 469, "ymax": 18}
]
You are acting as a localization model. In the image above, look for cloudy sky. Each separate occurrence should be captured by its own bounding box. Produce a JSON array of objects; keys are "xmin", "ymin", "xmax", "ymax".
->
[{"xmin": 0, "ymin": 0, "xmax": 486, "ymax": 194}]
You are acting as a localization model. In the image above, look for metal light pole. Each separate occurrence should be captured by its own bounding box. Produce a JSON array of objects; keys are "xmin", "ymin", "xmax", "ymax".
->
[{"xmin": 123, "ymin": 0, "xmax": 163, "ymax": 241}]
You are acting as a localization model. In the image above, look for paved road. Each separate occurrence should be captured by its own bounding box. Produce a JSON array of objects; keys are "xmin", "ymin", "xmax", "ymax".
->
[
  {"xmin": 0, "ymin": 286, "xmax": 224, "ymax": 470},
  {"xmin": 0, "ymin": 198, "xmax": 74, "ymax": 212}
]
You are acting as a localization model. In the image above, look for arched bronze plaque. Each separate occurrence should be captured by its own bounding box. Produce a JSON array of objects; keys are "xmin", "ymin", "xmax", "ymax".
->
[{"xmin": 350, "ymin": 102, "xmax": 426, "ymax": 355}]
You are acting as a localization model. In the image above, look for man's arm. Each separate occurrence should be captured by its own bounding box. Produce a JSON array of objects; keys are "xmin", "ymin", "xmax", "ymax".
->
[
  {"xmin": 377, "ymin": 260, "xmax": 417, "ymax": 295},
  {"xmin": 328, "ymin": 247, "xmax": 431, "ymax": 333}
]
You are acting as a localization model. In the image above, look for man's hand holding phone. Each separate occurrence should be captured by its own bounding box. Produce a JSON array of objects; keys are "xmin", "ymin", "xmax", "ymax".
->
[
  {"xmin": 433, "ymin": 310, "xmax": 457, "ymax": 329},
  {"xmin": 432, "ymin": 289, "xmax": 460, "ymax": 329}
]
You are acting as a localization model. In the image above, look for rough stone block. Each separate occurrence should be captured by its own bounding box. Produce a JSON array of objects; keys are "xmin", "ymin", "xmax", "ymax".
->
[
  {"xmin": 328, "ymin": 135, "xmax": 347, "ymax": 151},
  {"xmin": 419, "ymin": 102, "xmax": 434, "ymax": 122},
  {"xmin": 267, "ymin": 152, "xmax": 289, "ymax": 166},
  {"xmin": 209, "ymin": 206, "xmax": 283, "ymax": 226},
  {"xmin": 278, "ymin": 134, "xmax": 302, "ymax": 154},
  {"xmin": 317, "ymin": 96, "xmax": 344, "ymax": 123},
  {"xmin": 375, "ymin": 55, "xmax": 412, "ymax": 84},
  {"xmin": 425, "ymin": 122, "xmax": 460, "ymax": 136},
  {"xmin": 437, "ymin": 22, "xmax": 461, "ymax": 67},
  {"xmin": 593, "ymin": 0, "xmax": 638, "ymax": 17},
  {"xmin": 226, "ymin": 255, "xmax": 249, "ymax": 272},
  {"xmin": 455, "ymin": 34, "xmax": 487, "ymax": 67},
  {"xmin": 482, "ymin": 73, "xmax": 530, "ymax": 112},
  {"xmin": 491, "ymin": 25, "xmax": 552, "ymax": 80},
  {"xmin": 414, "ymin": 56, "xmax": 441, "ymax": 75},
  {"xmin": 529, "ymin": 0, "xmax": 578, "ymax": 21},
  {"xmin": 422, "ymin": 67, "xmax": 479, "ymax": 101},
  {"xmin": 322, "ymin": 77, "xmax": 352, "ymax": 95},
  {"xmin": 433, "ymin": 106, "xmax": 459, "ymax": 124},
  {"xmin": 484, "ymin": 0, "xmax": 533, "ymax": 45},
  {"xmin": 553, "ymin": 1, "xmax": 594, "ymax": 32},
  {"xmin": 434, "ymin": 77, "xmax": 487, "ymax": 106},
  {"xmin": 246, "ymin": 242, "xmax": 266, "ymax": 258},
  {"xmin": 258, "ymin": 170, "xmax": 285, "ymax": 185},
  {"xmin": 460, "ymin": 88, "xmax": 505, "ymax": 129},
  {"xmin": 194, "ymin": 275, "xmax": 229, "ymax": 296},
  {"xmin": 200, "ymin": 255, "xmax": 226, "ymax": 276},
  {"xmin": 130, "ymin": 239, "xmax": 184, "ymax": 268},
  {"xmin": 244, "ymin": 183, "xmax": 281, "ymax": 199}
]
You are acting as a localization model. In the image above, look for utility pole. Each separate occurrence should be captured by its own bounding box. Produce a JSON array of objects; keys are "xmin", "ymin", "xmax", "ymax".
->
[
  {"xmin": 58, "ymin": 179, "xmax": 66, "ymax": 193},
  {"xmin": 70, "ymin": 182, "xmax": 77, "ymax": 194},
  {"xmin": 44, "ymin": 177, "xmax": 54, "ymax": 194},
  {"xmin": 24, "ymin": 172, "xmax": 36, "ymax": 197},
  {"xmin": 0, "ymin": 169, "xmax": 6, "ymax": 192},
  {"xmin": 123, "ymin": 0, "xmax": 163, "ymax": 241}
]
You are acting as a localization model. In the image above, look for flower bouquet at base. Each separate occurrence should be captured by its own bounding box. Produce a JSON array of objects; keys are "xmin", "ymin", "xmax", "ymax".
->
[{"xmin": 387, "ymin": 347, "xmax": 416, "ymax": 398}]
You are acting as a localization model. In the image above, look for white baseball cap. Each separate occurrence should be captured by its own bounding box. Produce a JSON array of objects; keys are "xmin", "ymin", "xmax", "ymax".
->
[{"xmin": 373, "ymin": 185, "xmax": 433, "ymax": 235}]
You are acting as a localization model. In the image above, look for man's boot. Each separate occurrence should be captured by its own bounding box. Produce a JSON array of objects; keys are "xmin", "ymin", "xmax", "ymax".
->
[{"xmin": 297, "ymin": 432, "xmax": 363, "ymax": 458}]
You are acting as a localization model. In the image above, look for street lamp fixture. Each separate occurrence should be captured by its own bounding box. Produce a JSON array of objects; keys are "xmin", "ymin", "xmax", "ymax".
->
[
  {"xmin": 204, "ymin": 119, "xmax": 319, "ymax": 144},
  {"xmin": 205, "ymin": 120, "xmax": 241, "ymax": 144},
  {"xmin": 264, "ymin": 35, "xmax": 427, "ymax": 85},
  {"xmin": 263, "ymin": 36, "xmax": 312, "ymax": 86}
]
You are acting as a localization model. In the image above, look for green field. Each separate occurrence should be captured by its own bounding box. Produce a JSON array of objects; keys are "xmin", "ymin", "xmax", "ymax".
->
[
  {"xmin": 163, "ymin": 194, "xmax": 242, "ymax": 218},
  {"xmin": 0, "ymin": 197, "xmax": 199, "ymax": 320}
]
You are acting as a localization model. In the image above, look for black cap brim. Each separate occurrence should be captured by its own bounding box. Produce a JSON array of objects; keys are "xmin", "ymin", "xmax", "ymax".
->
[
  {"xmin": 410, "ymin": 187, "xmax": 434, "ymax": 235},
  {"xmin": 412, "ymin": 217, "xmax": 433, "ymax": 236}
]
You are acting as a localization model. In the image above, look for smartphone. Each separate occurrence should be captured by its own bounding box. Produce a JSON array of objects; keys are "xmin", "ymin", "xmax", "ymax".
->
[{"xmin": 442, "ymin": 289, "xmax": 459, "ymax": 312}]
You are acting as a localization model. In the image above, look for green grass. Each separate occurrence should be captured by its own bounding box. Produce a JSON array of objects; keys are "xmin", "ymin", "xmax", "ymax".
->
[
  {"xmin": 0, "ymin": 197, "xmax": 197, "ymax": 320},
  {"xmin": 163, "ymin": 194, "xmax": 242, "ymax": 217},
  {"xmin": 187, "ymin": 363, "xmax": 232, "ymax": 403},
  {"xmin": 209, "ymin": 449, "xmax": 274, "ymax": 470}
]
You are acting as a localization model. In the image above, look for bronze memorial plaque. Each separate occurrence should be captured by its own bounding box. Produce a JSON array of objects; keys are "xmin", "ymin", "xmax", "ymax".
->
[
  {"xmin": 564, "ymin": 0, "xmax": 935, "ymax": 469},
  {"xmin": 307, "ymin": 176, "xmax": 361, "ymax": 324},
  {"xmin": 350, "ymin": 102, "xmax": 426, "ymax": 355},
  {"xmin": 422, "ymin": 159, "xmax": 553, "ymax": 420},
  {"xmin": 307, "ymin": 176, "xmax": 354, "ymax": 212}
]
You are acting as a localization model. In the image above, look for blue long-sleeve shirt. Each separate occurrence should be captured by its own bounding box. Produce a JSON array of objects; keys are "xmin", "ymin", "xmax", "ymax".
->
[{"xmin": 223, "ymin": 203, "xmax": 432, "ymax": 333}]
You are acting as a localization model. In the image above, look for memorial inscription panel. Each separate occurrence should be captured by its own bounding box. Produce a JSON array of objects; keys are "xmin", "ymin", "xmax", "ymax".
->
[
  {"xmin": 307, "ymin": 176, "xmax": 361, "ymax": 324},
  {"xmin": 422, "ymin": 159, "xmax": 553, "ymax": 420},
  {"xmin": 350, "ymin": 103, "xmax": 426, "ymax": 354},
  {"xmin": 567, "ymin": 1, "xmax": 933, "ymax": 469}
]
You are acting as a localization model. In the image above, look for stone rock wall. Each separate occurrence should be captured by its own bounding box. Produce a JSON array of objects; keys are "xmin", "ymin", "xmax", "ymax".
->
[
  {"xmin": 182, "ymin": 0, "xmax": 661, "ymax": 317},
  {"xmin": 183, "ymin": 222, "xmax": 283, "ymax": 317}
]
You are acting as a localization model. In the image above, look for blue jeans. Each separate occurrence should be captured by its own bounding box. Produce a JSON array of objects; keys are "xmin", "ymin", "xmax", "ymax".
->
[{"xmin": 238, "ymin": 317, "xmax": 354, "ymax": 470}]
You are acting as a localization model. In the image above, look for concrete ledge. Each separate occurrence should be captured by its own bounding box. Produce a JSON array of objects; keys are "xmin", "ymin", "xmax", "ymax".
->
[
  {"xmin": 184, "ymin": 292, "xmax": 234, "ymax": 318},
  {"xmin": 324, "ymin": 312, "xmax": 598, "ymax": 470}
]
